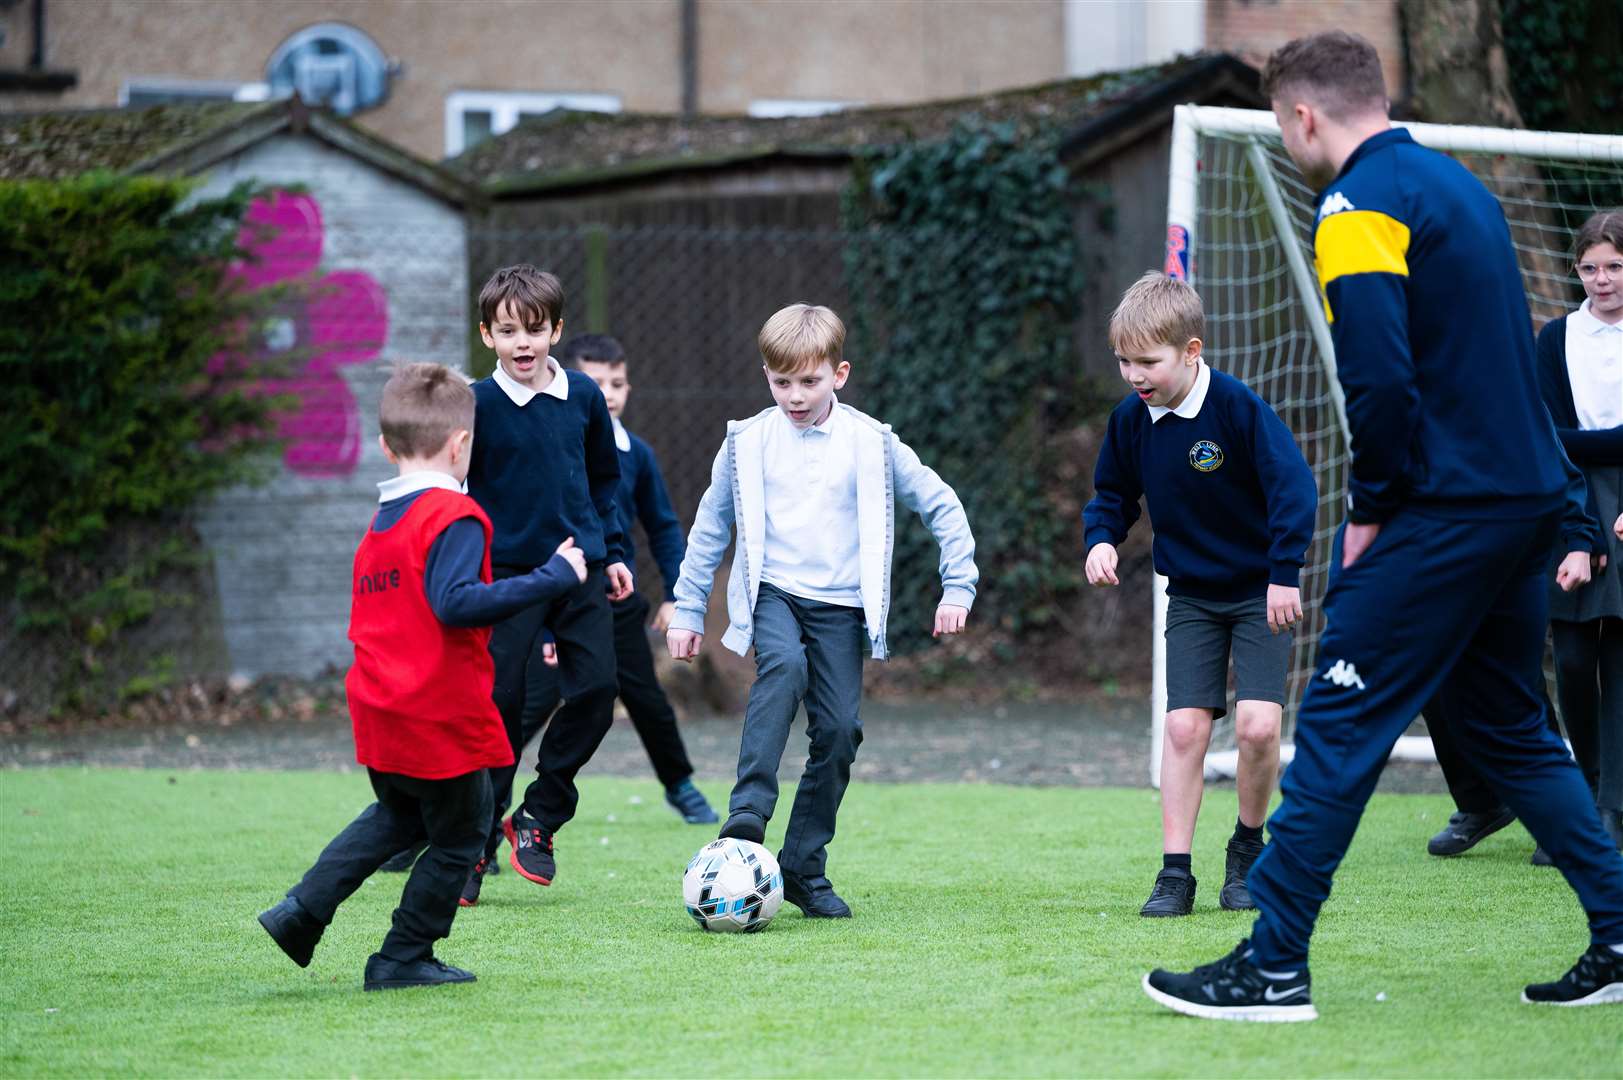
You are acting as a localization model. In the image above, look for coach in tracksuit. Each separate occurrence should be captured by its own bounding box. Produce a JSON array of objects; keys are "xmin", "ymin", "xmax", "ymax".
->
[{"xmin": 1143, "ymin": 31, "xmax": 1623, "ymax": 1021}]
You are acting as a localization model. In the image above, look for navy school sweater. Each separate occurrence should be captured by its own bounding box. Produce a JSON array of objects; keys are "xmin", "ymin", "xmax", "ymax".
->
[
  {"xmin": 617, "ymin": 428, "xmax": 686, "ymax": 603},
  {"xmin": 1311, "ymin": 128, "xmax": 1567, "ymax": 523},
  {"xmin": 1083, "ymin": 367, "xmax": 1318, "ymax": 602},
  {"xmin": 373, "ymin": 489, "xmax": 580, "ymax": 626},
  {"xmin": 467, "ymin": 370, "xmax": 627, "ymax": 570}
]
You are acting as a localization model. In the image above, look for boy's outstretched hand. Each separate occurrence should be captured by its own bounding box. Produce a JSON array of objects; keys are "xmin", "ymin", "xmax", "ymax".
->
[
  {"xmin": 1266, "ymin": 583, "xmax": 1302, "ymax": 634},
  {"xmin": 605, "ymin": 561, "xmax": 634, "ymax": 602},
  {"xmin": 667, "ymin": 628, "xmax": 703, "ymax": 662},
  {"xmin": 1556, "ymin": 549, "xmax": 1594, "ymax": 593},
  {"xmin": 554, "ymin": 537, "xmax": 588, "ymax": 583},
  {"xmin": 933, "ymin": 604, "xmax": 969, "ymax": 637},
  {"xmin": 1085, "ymin": 542, "xmax": 1119, "ymax": 586}
]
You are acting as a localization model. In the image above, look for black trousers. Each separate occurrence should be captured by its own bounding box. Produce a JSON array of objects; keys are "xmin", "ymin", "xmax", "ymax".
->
[
  {"xmin": 487, "ymin": 591, "xmax": 696, "ymax": 852},
  {"xmin": 1428, "ymin": 689, "xmax": 1563, "ymax": 815},
  {"xmin": 288, "ymin": 767, "xmax": 491, "ymax": 964},
  {"xmin": 486, "ymin": 566, "xmax": 618, "ymax": 836},
  {"xmin": 1551, "ymin": 617, "xmax": 1623, "ymax": 811}
]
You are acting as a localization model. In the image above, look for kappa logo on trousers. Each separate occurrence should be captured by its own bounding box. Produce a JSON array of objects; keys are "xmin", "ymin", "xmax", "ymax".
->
[{"xmin": 1322, "ymin": 659, "xmax": 1367, "ymax": 690}]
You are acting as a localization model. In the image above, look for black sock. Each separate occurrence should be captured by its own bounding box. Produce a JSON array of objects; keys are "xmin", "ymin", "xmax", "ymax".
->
[
  {"xmin": 1163, "ymin": 852, "xmax": 1192, "ymax": 872},
  {"xmin": 1233, "ymin": 819, "xmax": 1263, "ymax": 845}
]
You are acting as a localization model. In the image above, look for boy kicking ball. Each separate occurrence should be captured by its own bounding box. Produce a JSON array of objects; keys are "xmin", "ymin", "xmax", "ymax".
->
[{"xmin": 1083, "ymin": 271, "xmax": 1316, "ymax": 918}]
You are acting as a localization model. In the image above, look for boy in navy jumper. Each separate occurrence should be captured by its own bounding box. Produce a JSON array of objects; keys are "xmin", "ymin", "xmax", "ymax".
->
[
  {"xmin": 1084, "ymin": 271, "xmax": 1317, "ymax": 919},
  {"xmin": 459, "ymin": 335, "xmax": 719, "ymax": 902},
  {"xmin": 1143, "ymin": 31, "xmax": 1623, "ymax": 1022},
  {"xmin": 257, "ymin": 363, "xmax": 585, "ymax": 990},
  {"xmin": 466, "ymin": 265, "xmax": 634, "ymax": 891}
]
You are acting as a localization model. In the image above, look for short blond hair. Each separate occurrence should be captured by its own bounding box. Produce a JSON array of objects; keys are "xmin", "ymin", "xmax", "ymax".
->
[
  {"xmin": 1108, "ymin": 271, "xmax": 1204, "ymax": 355},
  {"xmin": 379, "ymin": 362, "xmax": 474, "ymax": 459},
  {"xmin": 758, "ymin": 303, "xmax": 845, "ymax": 374}
]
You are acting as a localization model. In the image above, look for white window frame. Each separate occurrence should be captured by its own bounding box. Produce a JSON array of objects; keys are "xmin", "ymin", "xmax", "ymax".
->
[
  {"xmin": 747, "ymin": 98, "xmax": 856, "ymax": 119},
  {"xmin": 120, "ymin": 78, "xmax": 272, "ymax": 107},
  {"xmin": 445, "ymin": 90, "xmax": 621, "ymax": 156}
]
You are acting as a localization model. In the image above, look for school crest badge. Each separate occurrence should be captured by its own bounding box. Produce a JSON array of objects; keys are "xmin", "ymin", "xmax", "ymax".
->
[{"xmin": 1189, "ymin": 440, "xmax": 1224, "ymax": 473}]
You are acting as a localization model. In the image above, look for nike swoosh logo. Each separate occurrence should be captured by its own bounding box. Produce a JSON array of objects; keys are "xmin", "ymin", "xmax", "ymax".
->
[{"xmin": 1264, "ymin": 985, "xmax": 1307, "ymax": 1003}]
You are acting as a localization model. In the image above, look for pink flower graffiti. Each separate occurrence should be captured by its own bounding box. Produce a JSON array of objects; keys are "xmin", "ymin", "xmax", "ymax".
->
[{"xmin": 217, "ymin": 191, "xmax": 389, "ymax": 476}]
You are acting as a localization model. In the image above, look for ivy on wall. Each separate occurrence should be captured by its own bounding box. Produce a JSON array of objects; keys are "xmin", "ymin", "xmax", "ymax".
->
[
  {"xmin": 840, "ymin": 118, "xmax": 1084, "ymax": 657},
  {"xmin": 1502, "ymin": 0, "xmax": 1623, "ymax": 229},
  {"xmin": 0, "ymin": 173, "xmax": 287, "ymax": 711}
]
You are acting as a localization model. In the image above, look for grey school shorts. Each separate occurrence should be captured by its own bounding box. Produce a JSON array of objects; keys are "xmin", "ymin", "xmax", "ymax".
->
[{"xmin": 1164, "ymin": 593, "xmax": 1292, "ymax": 719}]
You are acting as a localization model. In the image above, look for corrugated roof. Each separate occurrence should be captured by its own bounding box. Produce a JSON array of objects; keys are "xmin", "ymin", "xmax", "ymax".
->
[{"xmin": 449, "ymin": 53, "xmax": 1260, "ymax": 196}]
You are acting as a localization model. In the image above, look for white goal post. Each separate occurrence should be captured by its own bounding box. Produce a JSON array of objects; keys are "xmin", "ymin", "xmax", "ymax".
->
[{"xmin": 1150, "ymin": 105, "xmax": 1623, "ymax": 786}]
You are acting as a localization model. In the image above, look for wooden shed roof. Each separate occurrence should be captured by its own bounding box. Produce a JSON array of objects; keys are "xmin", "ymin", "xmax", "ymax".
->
[{"xmin": 450, "ymin": 53, "xmax": 1262, "ymax": 198}]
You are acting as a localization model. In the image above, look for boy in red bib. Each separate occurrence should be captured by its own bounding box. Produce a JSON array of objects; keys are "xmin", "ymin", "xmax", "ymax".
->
[{"xmin": 257, "ymin": 363, "xmax": 584, "ymax": 991}]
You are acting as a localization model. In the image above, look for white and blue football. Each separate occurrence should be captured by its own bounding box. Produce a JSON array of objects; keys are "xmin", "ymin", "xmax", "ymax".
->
[{"xmin": 682, "ymin": 837, "xmax": 783, "ymax": 933}]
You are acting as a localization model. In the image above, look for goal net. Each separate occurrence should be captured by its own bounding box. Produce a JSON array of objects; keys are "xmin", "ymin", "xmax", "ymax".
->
[{"xmin": 1153, "ymin": 105, "xmax": 1623, "ymax": 785}]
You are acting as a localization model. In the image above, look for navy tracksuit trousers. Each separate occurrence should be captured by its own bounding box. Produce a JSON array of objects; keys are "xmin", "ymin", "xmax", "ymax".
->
[{"xmin": 1248, "ymin": 507, "xmax": 1623, "ymax": 971}]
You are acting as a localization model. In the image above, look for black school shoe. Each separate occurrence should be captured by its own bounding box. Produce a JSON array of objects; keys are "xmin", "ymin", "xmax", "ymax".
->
[
  {"xmin": 1522, "ymin": 944, "xmax": 1623, "ymax": 1006},
  {"xmin": 378, "ymin": 842, "xmax": 427, "ymax": 872},
  {"xmin": 1142, "ymin": 939, "xmax": 1318, "ymax": 1022},
  {"xmin": 458, "ymin": 856, "xmax": 491, "ymax": 908},
  {"xmin": 363, "ymin": 953, "xmax": 476, "ymax": 991},
  {"xmin": 781, "ymin": 870, "xmax": 852, "ymax": 918},
  {"xmin": 503, "ymin": 812, "xmax": 555, "ymax": 886},
  {"xmin": 717, "ymin": 810, "xmax": 767, "ymax": 845},
  {"xmin": 1140, "ymin": 867, "xmax": 1196, "ymax": 917},
  {"xmin": 1220, "ymin": 838, "xmax": 1264, "ymax": 911},
  {"xmin": 1427, "ymin": 808, "xmax": 1515, "ymax": 857},
  {"xmin": 258, "ymin": 896, "xmax": 324, "ymax": 968}
]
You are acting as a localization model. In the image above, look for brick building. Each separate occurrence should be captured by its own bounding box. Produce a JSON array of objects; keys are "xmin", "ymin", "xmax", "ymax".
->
[{"xmin": 1, "ymin": 1, "xmax": 1403, "ymax": 162}]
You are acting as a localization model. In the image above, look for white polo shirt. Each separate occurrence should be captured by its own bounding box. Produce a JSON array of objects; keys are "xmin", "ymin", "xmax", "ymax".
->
[
  {"xmin": 492, "ymin": 357, "xmax": 569, "ymax": 407},
  {"xmin": 759, "ymin": 400, "xmax": 862, "ymax": 607},
  {"xmin": 1567, "ymin": 300, "xmax": 1623, "ymax": 430}
]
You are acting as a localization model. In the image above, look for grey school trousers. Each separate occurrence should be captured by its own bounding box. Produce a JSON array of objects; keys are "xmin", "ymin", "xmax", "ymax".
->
[{"xmin": 731, "ymin": 583, "xmax": 867, "ymax": 880}]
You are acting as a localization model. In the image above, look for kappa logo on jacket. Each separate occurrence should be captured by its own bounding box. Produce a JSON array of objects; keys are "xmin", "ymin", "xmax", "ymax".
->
[{"xmin": 1319, "ymin": 191, "xmax": 1356, "ymax": 219}]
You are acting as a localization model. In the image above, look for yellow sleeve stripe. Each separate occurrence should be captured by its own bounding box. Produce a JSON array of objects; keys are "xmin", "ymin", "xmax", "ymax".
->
[{"xmin": 1315, "ymin": 209, "xmax": 1410, "ymax": 288}]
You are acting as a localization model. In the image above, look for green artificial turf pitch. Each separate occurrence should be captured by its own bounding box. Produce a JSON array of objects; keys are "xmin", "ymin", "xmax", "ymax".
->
[{"xmin": 2, "ymin": 769, "xmax": 1619, "ymax": 1077}]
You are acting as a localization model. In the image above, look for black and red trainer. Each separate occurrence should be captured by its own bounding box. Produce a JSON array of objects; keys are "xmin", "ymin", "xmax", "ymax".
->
[
  {"xmin": 459, "ymin": 856, "xmax": 491, "ymax": 907},
  {"xmin": 504, "ymin": 811, "xmax": 556, "ymax": 886}
]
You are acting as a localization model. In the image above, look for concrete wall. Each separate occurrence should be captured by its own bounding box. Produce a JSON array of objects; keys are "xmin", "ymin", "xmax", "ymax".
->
[{"xmin": 189, "ymin": 133, "xmax": 468, "ymax": 678}]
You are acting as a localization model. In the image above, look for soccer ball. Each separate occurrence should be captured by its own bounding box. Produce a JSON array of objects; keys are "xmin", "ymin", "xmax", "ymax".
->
[{"xmin": 682, "ymin": 837, "xmax": 783, "ymax": 933}]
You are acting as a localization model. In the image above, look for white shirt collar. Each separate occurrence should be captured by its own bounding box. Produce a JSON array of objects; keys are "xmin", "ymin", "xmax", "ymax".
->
[
  {"xmin": 377, "ymin": 470, "xmax": 465, "ymax": 504},
  {"xmin": 1147, "ymin": 360, "xmax": 1211, "ymax": 423},
  {"xmin": 492, "ymin": 357, "xmax": 570, "ymax": 406},
  {"xmin": 611, "ymin": 416, "xmax": 631, "ymax": 452},
  {"xmin": 1571, "ymin": 299, "xmax": 1623, "ymax": 336}
]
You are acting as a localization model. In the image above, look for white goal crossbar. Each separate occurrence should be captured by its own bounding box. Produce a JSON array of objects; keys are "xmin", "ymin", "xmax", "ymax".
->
[{"xmin": 1151, "ymin": 106, "xmax": 1623, "ymax": 786}]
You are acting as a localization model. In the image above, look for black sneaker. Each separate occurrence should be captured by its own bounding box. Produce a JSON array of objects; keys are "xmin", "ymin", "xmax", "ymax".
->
[
  {"xmin": 503, "ymin": 812, "xmax": 555, "ymax": 886},
  {"xmin": 1522, "ymin": 944, "xmax": 1623, "ymax": 1006},
  {"xmin": 378, "ymin": 842, "xmax": 427, "ymax": 872},
  {"xmin": 1143, "ymin": 939, "xmax": 1318, "ymax": 1022},
  {"xmin": 258, "ymin": 895, "xmax": 324, "ymax": 968},
  {"xmin": 458, "ymin": 856, "xmax": 491, "ymax": 908},
  {"xmin": 363, "ymin": 953, "xmax": 476, "ymax": 991},
  {"xmin": 782, "ymin": 870, "xmax": 852, "ymax": 918},
  {"xmin": 718, "ymin": 810, "xmax": 766, "ymax": 845},
  {"xmin": 666, "ymin": 779, "xmax": 721, "ymax": 824},
  {"xmin": 1220, "ymin": 838, "xmax": 1263, "ymax": 911},
  {"xmin": 1427, "ymin": 808, "xmax": 1515, "ymax": 857},
  {"xmin": 1140, "ymin": 867, "xmax": 1196, "ymax": 917},
  {"xmin": 1531, "ymin": 845, "xmax": 1554, "ymax": 867}
]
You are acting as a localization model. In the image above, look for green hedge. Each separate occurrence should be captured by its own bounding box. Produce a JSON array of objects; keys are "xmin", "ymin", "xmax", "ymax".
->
[
  {"xmin": 840, "ymin": 118, "xmax": 1084, "ymax": 656},
  {"xmin": 0, "ymin": 173, "xmax": 286, "ymax": 711}
]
